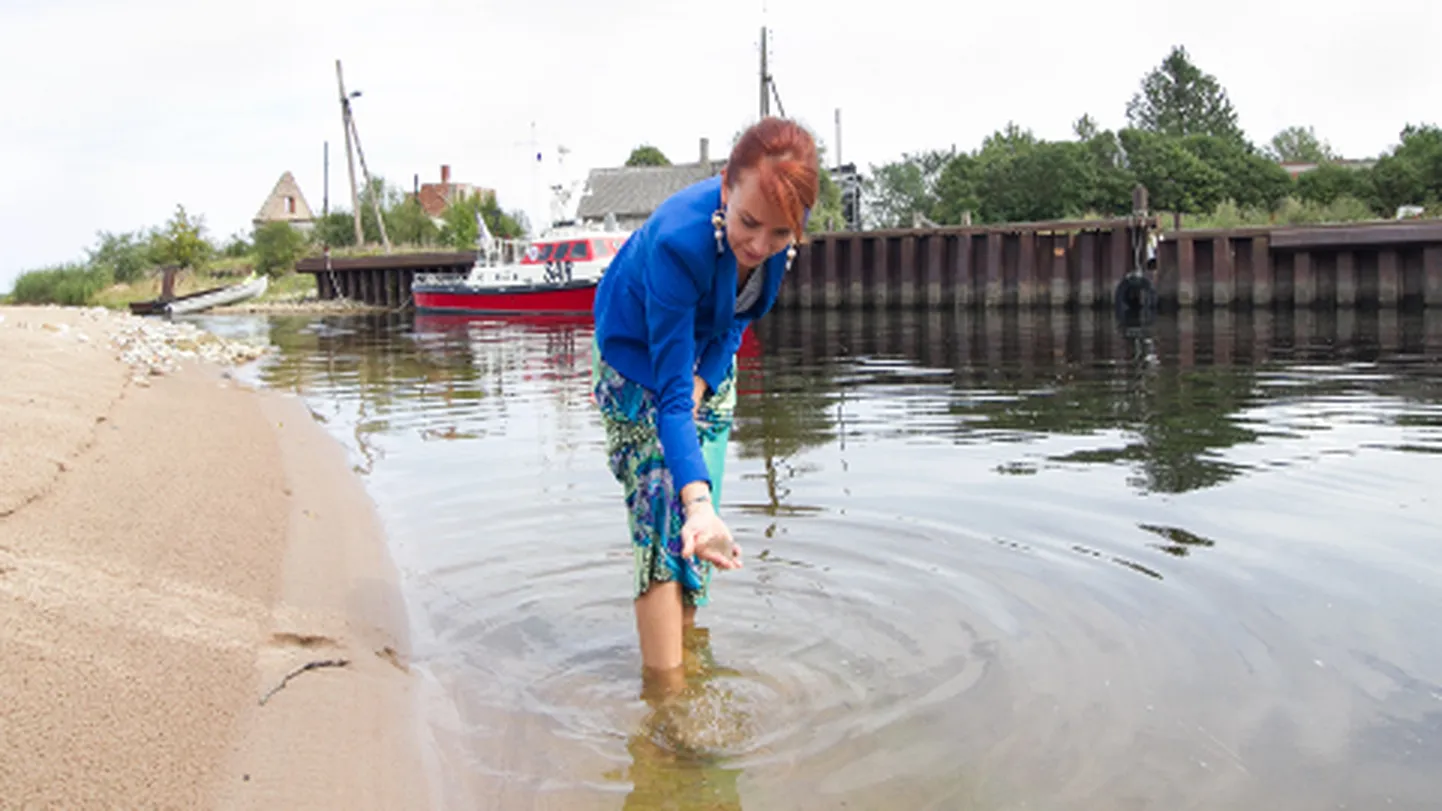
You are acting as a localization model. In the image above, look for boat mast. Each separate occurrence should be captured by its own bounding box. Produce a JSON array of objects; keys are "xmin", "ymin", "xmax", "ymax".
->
[{"xmin": 520, "ymin": 121, "xmax": 542, "ymax": 238}]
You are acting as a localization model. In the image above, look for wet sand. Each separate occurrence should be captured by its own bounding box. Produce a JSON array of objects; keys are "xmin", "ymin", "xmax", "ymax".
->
[{"xmin": 0, "ymin": 306, "xmax": 431, "ymax": 810}]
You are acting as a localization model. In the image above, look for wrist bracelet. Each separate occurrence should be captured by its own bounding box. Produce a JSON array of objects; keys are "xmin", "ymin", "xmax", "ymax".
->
[{"xmin": 683, "ymin": 492, "xmax": 712, "ymax": 509}]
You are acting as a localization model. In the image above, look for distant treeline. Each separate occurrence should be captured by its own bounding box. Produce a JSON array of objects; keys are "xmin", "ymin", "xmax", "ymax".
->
[
  {"xmin": 5, "ymin": 175, "xmax": 528, "ymax": 305},
  {"xmin": 859, "ymin": 46, "xmax": 1442, "ymax": 230}
]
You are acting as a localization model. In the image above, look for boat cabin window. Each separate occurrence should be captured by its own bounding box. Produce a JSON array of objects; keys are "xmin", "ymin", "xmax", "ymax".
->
[{"xmin": 524, "ymin": 238, "xmax": 614, "ymax": 263}]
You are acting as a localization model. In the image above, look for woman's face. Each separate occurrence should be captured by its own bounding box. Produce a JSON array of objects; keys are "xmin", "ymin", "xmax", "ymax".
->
[{"xmin": 721, "ymin": 167, "xmax": 794, "ymax": 270}]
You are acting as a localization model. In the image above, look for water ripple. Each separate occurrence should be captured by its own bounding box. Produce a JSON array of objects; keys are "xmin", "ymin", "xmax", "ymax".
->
[{"xmin": 199, "ymin": 309, "xmax": 1442, "ymax": 810}]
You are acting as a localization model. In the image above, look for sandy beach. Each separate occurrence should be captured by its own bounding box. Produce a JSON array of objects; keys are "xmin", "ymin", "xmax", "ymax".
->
[{"xmin": 0, "ymin": 306, "xmax": 432, "ymax": 810}]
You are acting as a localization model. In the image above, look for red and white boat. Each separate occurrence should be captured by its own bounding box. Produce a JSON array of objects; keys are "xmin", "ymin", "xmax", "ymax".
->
[
  {"xmin": 413, "ymin": 153, "xmax": 633, "ymax": 315},
  {"xmin": 412, "ymin": 225, "xmax": 630, "ymax": 315}
]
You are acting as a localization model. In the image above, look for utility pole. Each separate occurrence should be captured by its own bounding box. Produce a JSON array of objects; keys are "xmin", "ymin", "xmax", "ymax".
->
[
  {"xmin": 335, "ymin": 59, "xmax": 391, "ymax": 253},
  {"xmin": 835, "ymin": 108, "xmax": 842, "ymax": 166},
  {"xmin": 323, "ymin": 140, "xmax": 329, "ymax": 217},
  {"xmin": 336, "ymin": 60, "xmax": 364, "ymax": 246},
  {"xmin": 759, "ymin": 26, "xmax": 769, "ymax": 118},
  {"xmin": 758, "ymin": 26, "xmax": 786, "ymax": 119}
]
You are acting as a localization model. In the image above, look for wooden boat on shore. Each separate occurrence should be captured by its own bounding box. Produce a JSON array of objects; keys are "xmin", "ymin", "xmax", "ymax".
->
[{"xmin": 129, "ymin": 273, "xmax": 269, "ymax": 316}]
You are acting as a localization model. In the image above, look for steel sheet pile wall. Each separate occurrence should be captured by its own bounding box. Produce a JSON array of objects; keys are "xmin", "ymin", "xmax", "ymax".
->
[
  {"xmin": 294, "ymin": 220, "xmax": 1442, "ymax": 311},
  {"xmin": 1155, "ymin": 222, "xmax": 1442, "ymax": 311},
  {"xmin": 780, "ymin": 220, "xmax": 1150, "ymax": 311}
]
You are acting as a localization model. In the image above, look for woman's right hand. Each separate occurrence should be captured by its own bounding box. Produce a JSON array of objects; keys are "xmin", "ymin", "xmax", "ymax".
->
[{"xmin": 680, "ymin": 500, "xmax": 743, "ymax": 570}]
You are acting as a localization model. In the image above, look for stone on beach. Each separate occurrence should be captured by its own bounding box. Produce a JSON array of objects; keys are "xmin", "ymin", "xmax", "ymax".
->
[{"xmin": 13, "ymin": 305, "xmax": 270, "ymax": 380}]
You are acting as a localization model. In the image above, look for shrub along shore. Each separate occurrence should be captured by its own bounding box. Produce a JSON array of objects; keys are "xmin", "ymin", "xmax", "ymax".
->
[{"xmin": 5, "ymin": 180, "xmax": 526, "ymax": 310}]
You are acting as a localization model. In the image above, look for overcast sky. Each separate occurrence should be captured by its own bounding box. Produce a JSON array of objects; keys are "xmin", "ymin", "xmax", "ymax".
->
[{"xmin": 2, "ymin": 0, "xmax": 1437, "ymax": 292}]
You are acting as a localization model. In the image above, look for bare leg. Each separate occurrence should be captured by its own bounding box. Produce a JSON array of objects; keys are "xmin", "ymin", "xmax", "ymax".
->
[{"xmin": 635, "ymin": 580, "xmax": 686, "ymax": 674}]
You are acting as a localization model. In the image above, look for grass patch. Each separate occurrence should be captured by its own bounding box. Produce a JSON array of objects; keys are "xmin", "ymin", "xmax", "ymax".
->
[
  {"xmin": 90, "ymin": 268, "xmax": 246, "ymax": 310},
  {"xmin": 259, "ymin": 271, "xmax": 319, "ymax": 301},
  {"xmin": 16, "ymin": 262, "xmax": 320, "ymax": 311},
  {"xmin": 11, "ymin": 264, "xmax": 114, "ymax": 306},
  {"xmin": 1178, "ymin": 195, "xmax": 1384, "ymax": 230},
  {"xmin": 326, "ymin": 242, "xmax": 463, "ymax": 258},
  {"xmin": 208, "ymin": 255, "xmax": 257, "ymax": 277}
]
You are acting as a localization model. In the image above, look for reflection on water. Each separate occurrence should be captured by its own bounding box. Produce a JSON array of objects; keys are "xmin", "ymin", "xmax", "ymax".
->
[{"xmin": 195, "ymin": 306, "xmax": 1442, "ymax": 810}]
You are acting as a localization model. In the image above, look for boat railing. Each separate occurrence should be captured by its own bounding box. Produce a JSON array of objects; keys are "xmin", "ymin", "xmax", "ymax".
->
[
  {"xmin": 475, "ymin": 238, "xmax": 532, "ymax": 268},
  {"xmin": 414, "ymin": 270, "xmax": 466, "ymax": 285},
  {"xmin": 413, "ymin": 238, "xmax": 534, "ymax": 286}
]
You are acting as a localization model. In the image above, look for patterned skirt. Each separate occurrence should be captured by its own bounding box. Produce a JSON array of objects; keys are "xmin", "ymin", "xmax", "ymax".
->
[{"xmin": 591, "ymin": 340, "xmax": 737, "ymax": 607}]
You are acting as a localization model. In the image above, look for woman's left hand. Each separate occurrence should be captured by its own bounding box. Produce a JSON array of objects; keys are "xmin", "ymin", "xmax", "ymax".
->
[
  {"xmin": 691, "ymin": 375, "xmax": 708, "ymax": 416},
  {"xmin": 681, "ymin": 499, "xmax": 743, "ymax": 570}
]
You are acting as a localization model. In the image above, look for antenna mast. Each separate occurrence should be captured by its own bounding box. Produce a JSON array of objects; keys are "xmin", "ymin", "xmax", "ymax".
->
[{"xmin": 512, "ymin": 122, "xmax": 544, "ymax": 237}]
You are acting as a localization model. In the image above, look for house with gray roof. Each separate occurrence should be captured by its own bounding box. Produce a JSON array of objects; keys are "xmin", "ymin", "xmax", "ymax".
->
[{"xmin": 575, "ymin": 138, "xmax": 723, "ymax": 230}]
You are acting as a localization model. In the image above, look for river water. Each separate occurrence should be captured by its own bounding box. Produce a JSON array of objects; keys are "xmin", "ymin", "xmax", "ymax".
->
[{"xmin": 201, "ymin": 307, "xmax": 1442, "ymax": 810}]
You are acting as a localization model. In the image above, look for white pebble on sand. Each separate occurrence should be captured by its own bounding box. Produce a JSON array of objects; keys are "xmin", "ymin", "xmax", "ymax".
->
[
  {"xmin": 96, "ymin": 311, "xmax": 270, "ymax": 376},
  {"xmin": 5, "ymin": 305, "xmax": 270, "ymax": 380}
]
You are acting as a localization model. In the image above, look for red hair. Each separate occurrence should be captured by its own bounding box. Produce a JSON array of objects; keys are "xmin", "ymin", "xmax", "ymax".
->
[{"xmin": 726, "ymin": 117, "xmax": 820, "ymax": 242}]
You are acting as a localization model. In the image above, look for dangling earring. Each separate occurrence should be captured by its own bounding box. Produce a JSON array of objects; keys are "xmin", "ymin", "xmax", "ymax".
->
[
  {"xmin": 785, "ymin": 242, "xmax": 796, "ymax": 272},
  {"xmin": 711, "ymin": 209, "xmax": 726, "ymax": 256}
]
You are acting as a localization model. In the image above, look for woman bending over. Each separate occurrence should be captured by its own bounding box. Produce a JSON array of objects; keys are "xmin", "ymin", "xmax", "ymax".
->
[{"xmin": 591, "ymin": 117, "xmax": 820, "ymax": 678}]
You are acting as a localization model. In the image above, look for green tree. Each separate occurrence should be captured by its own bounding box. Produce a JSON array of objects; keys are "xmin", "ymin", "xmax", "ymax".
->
[
  {"xmin": 1119, "ymin": 128, "xmax": 1227, "ymax": 221},
  {"xmin": 385, "ymin": 196, "xmax": 440, "ymax": 247},
  {"xmin": 1182, "ymin": 134, "xmax": 1294, "ymax": 210},
  {"xmin": 219, "ymin": 232, "xmax": 252, "ymax": 258},
  {"xmin": 931, "ymin": 153, "xmax": 982, "ymax": 225},
  {"xmin": 625, "ymin": 145, "xmax": 671, "ymax": 167},
  {"xmin": 808, "ymin": 167, "xmax": 847, "ymax": 232},
  {"xmin": 1125, "ymin": 45, "xmax": 1244, "ymax": 143},
  {"xmin": 969, "ymin": 127, "xmax": 1094, "ymax": 222},
  {"xmin": 358, "ymin": 176, "xmax": 400, "ymax": 245},
  {"xmin": 312, "ymin": 211, "xmax": 358, "ymax": 248},
  {"xmin": 928, "ymin": 124, "xmax": 1134, "ymax": 225},
  {"xmin": 1369, "ymin": 123, "xmax": 1442, "ymax": 213},
  {"xmin": 1297, "ymin": 162, "xmax": 1375, "ymax": 206},
  {"xmin": 439, "ymin": 193, "xmax": 481, "ymax": 250},
  {"xmin": 151, "ymin": 204, "xmax": 212, "ymax": 269},
  {"xmin": 1073, "ymin": 114, "xmax": 1100, "ymax": 141},
  {"xmin": 1265, "ymin": 125, "xmax": 1336, "ymax": 163},
  {"xmin": 477, "ymin": 190, "xmax": 527, "ymax": 240},
  {"xmin": 1078, "ymin": 129, "xmax": 1139, "ymax": 215},
  {"xmin": 85, "ymin": 230, "xmax": 152, "ymax": 283},
  {"xmin": 864, "ymin": 149, "xmax": 953, "ymax": 228},
  {"xmin": 251, "ymin": 222, "xmax": 308, "ymax": 277},
  {"xmin": 864, "ymin": 160, "xmax": 930, "ymax": 227},
  {"xmin": 804, "ymin": 144, "xmax": 847, "ymax": 233}
]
